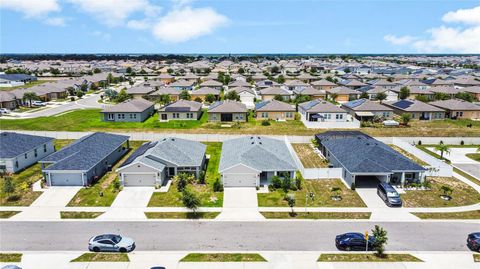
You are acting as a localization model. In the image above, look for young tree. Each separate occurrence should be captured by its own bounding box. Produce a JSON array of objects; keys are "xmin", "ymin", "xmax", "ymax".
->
[
  {"xmin": 176, "ymin": 174, "xmax": 188, "ymax": 192},
  {"xmin": 2, "ymin": 176, "xmax": 15, "ymax": 196},
  {"xmin": 415, "ymin": 95, "xmax": 429, "ymax": 103},
  {"xmin": 126, "ymin": 67, "xmax": 132, "ymax": 74},
  {"xmin": 205, "ymin": 93, "xmax": 216, "ymax": 103},
  {"xmin": 115, "ymin": 88, "xmax": 130, "ymax": 103},
  {"xmin": 213, "ymin": 177, "xmax": 224, "ymax": 192},
  {"xmin": 225, "ymin": 90, "xmax": 240, "ymax": 101},
  {"xmin": 400, "ymin": 113, "xmax": 411, "ymax": 126},
  {"xmin": 182, "ymin": 188, "xmax": 200, "ymax": 215},
  {"xmin": 329, "ymin": 93, "xmax": 338, "ymax": 102},
  {"xmin": 273, "ymin": 95, "xmax": 284, "ymax": 101},
  {"xmin": 107, "ymin": 73, "xmax": 114, "ymax": 85},
  {"xmin": 455, "ymin": 92, "xmax": 474, "ymax": 102},
  {"xmin": 93, "ymin": 68, "xmax": 101, "ymax": 74},
  {"xmin": 399, "ymin": 86, "xmax": 410, "ymax": 100},
  {"xmin": 271, "ymin": 66, "xmax": 280, "ymax": 74},
  {"xmin": 282, "ymin": 176, "xmax": 291, "ymax": 193},
  {"xmin": 435, "ymin": 143, "xmax": 451, "ymax": 159},
  {"xmin": 375, "ymin": 92, "xmax": 387, "ymax": 102},
  {"xmin": 276, "ymin": 75, "xmax": 285, "ymax": 84},
  {"xmin": 194, "ymin": 97, "xmax": 202, "ymax": 103},
  {"xmin": 22, "ymin": 91, "xmax": 39, "ymax": 107},
  {"xmin": 158, "ymin": 94, "xmax": 171, "ymax": 105},
  {"xmin": 440, "ymin": 185, "xmax": 453, "ymax": 199},
  {"xmin": 360, "ymin": 92, "xmax": 369, "ymax": 99},
  {"xmin": 285, "ymin": 195, "xmax": 296, "ymax": 215},
  {"xmin": 179, "ymin": 90, "xmax": 191, "ymax": 100},
  {"xmin": 371, "ymin": 225, "xmax": 388, "ymax": 257}
]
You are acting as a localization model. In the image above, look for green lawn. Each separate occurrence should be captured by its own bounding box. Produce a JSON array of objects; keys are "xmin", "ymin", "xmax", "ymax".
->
[
  {"xmin": 261, "ymin": 212, "xmax": 371, "ymax": 219},
  {"xmin": 292, "ymin": 143, "xmax": 329, "ymax": 168},
  {"xmin": 148, "ymin": 142, "xmax": 223, "ymax": 207},
  {"xmin": 0, "ymin": 211, "xmax": 20, "ymax": 218},
  {"xmin": 70, "ymin": 253, "xmax": 129, "ymax": 262},
  {"xmin": 1, "ymin": 108, "xmax": 479, "ymax": 137},
  {"xmin": 317, "ymin": 254, "xmax": 423, "ymax": 262},
  {"xmin": 413, "ymin": 210, "xmax": 480, "ymax": 219},
  {"xmin": 60, "ymin": 211, "xmax": 104, "ymax": 219},
  {"xmin": 0, "ymin": 139, "xmax": 72, "ymax": 206},
  {"xmin": 145, "ymin": 212, "xmax": 220, "ymax": 219},
  {"xmin": 258, "ymin": 179, "xmax": 366, "ymax": 207},
  {"xmin": 453, "ymin": 167, "xmax": 480, "ymax": 186},
  {"xmin": 466, "ymin": 153, "xmax": 480, "ymax": 162},
  {"xmin": 180, "ymin": 253, "xmax": 267, "ymax": 262},
  {"xmin": 67, "ymin": 141, "xmax": 145, "ymax": 207},
  {"xmin": 401, "ymin": 177, "xmax": 480, "ymax": 207},
  {"xmin": 0, "ymin": 253, "xmax": 22, "ymax": 262}
]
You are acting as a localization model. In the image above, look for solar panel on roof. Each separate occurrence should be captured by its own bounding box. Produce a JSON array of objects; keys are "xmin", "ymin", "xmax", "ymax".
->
[
  {"xmin": 393, "ymin": 100, "xmax": 413, "ymax": 109},
  {"xmin": 344, "ymin": 99, "xmax": 366, "ymax": 108},
  {"xmin": 165, "ymin": 106, "xmax": 190, "ymax": 112}
]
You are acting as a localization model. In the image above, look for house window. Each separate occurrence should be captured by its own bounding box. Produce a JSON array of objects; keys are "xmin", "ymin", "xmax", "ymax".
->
[
  {"xmin": 133, "ymin": 114, "xmax": 137, "ymax": 119},
  {"xmin": 15, "ymin": 160, "xmax": 18, "ymax": 168},
  {"xmin": 286, "ymin": 112, "xmax": 292, "ymax": 118},
  {"xmin": 44, "ymin": 144, "xmax": 47, "ymax": 152},
  {"xmin": 336, "ymin": 114, "xmax": 343, "ymax": 120},
  {"xmin": 25, "ymin": 153, "xmax": 28, "ymax": 159},
  {"xmin": 129, "ymin": 114, "xmax": 133, "ymax": 119},
  {"xmin": 34, "ymin": 149, "xmax": 38, "ymax": 157},
  {"xmin": 262, "ymin": 112, "xmax": 268, "ymax": 118},
  {"xmin": 108, "ymin": 113, "xmax": 114, "ymax": 120}
]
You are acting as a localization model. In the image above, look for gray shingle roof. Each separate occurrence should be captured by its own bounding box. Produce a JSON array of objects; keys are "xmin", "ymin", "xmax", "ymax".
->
[
  {"xmin": 118, "ymin": 138, "xmax": 206, "ymax": 170},
  {"xmin": 384, "ymin": 99, "xmax": 445, "ymax": 112},
  {"xmin": 191, "ymin": 87, "xmax": 221, "ymax": 95},
  {"xmin": 159, "ymin": 99, "xmax": 202, "ymax": 112},
  {"xmin": 0, "ymin": 132, "xmax": 54, "ymax": 158},
  {"xmin": 200, "ymin": 80, "xmax": 223, "ymax": 87},
  {"xmin": 208, "ymin": 101, "xmax": 247, "ymax": 113},
  {"xmin": 322, "ymin": 136, "xmax": 426, "ymax": 174},
  {"xmin": 299, "ymin": 99, "xmax": 346, "ymax": 113},
  {"xmin": 41, "ymin": 132, "xmax": 129, "ymax": 171},
  {"xmin": 328, "ymin": 86, "xmax": 360, "ymax": 95},
  {"xmin": 429, "ymin": 99, "xmax": 480, "ymax": 111},
  {"xmin": 311, "ymin": 79, "xmax": 337, "ymax": 86},
  {"xmin": 102, "ymin": 99, "xmax": 154, "ymax": 113},
  {"xmin": 219, "ymin": 136, "xmax": 297, "ymax": 172},
  {"xmin": 228, "ymin": 87, "xmax": 255, "ymax": 95},
  {"xmin": 259, "ymin": 87, "xmax": 291, "ymax": 96},
  {"xmin": 255, "ymin": 99, "xmax": 295, "ymax": 112},
  {"xmin": 342, "ymin": 99, "xmax": 393, "ymax": 111}
]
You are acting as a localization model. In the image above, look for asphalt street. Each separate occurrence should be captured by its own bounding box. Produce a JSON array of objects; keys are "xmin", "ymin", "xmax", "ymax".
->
[{"xmin": 0, "ymin": 221, "xmax": 478, "ymax": 252}]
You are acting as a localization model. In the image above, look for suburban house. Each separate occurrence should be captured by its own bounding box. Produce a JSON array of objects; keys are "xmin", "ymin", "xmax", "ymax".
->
[
  {"xmin": 0, "ymin": 132, "xmax": 55, "ymax": 173},
  {"xmin": 296, "ymin": 73, "xmax": 319, "ymax": 83},
  {"xmin": 126, "ymin": 83, "xmax": 157, "ymax": 99},
  {"xmin": 390, "ymin": 86, "xmax": 434, "ymax": 100},
  {"xmin": 311, "ymin": 79, "xmax": 337, "ymax": 91},
  {"xmin": 298, "ymin": 99, "xmax": 349, "ymax": 122},
  {"xmin": 40, "ymin": 132, "xmax": 129, "ymax": 186},
  {"xmin": 293, "ymin": 86, "xmax": 326, "ymax": 99},
  {"xmin": 283, "ymin": 79, "xmax": 310, "ymax": 91},
  {"xmin": 219, "ymin": 136, "xmax": 297, "ymax": 187},
  {"xmin": 315, "ymin": 131, "xmax": 426, "ymax": 188},
  {"xmin": 199, "ymin": 79, "xmax": 223, "ymax": 90},
  {"xmin": 463, "ymin": 86, "xmax": 480, "ymax": 101},
  {"xmin": 227, "ymin": 87, "xmax": 256, "ymax": 108},
  {"xmin": 258, "ymin": 86, "xmax": 292, "ymax": 101},
  {"xmin": 190, "ymin": 87, "xmax": 221, "ymax": 102},
  {"xmin": 429, "ymin": 99, "xmax": 480, "ymax": 120},
  {"xmin": 384, "ymin": 99, "xmax": 446, "ymax": 120},
  {"xmin": 101, "ymin": 99, "xmax": 155, "ymax": 122},
  {"xmin": 326, "ymin": 86, "xmax": 360, "ymax": 103},
  {"xmin": 208, "ymin": 101, "xmax": 248, "ymax": 122},
  {"xmin": 255, "ymin": 79, "xmax": 280, "ymax": 89},
  {"xmin": 358, "ymin": 85, "xmax": 398, "ymax": 101},
  {"xmin": 116, "ymin": 138, "xmax": 206, "ymax": 187},
  {"xmin": 255, "ymin": 99, "xmax": 295, "ymax": 121},
  {"xmin": 341, "ymin": 99, "xmax": 394, "ymax": 121},
  {"xmin": 158, "ymin": 100, "xmax": 203, "ymax": 121},
  {"xmin": 150, "ymin": 86, "xmax": 181, "ymax": 101},
  {"xmin": 0, "ymin": 74, "xmax": 37, "ymax": 87},
  {"xmin": 156, "ymin": 73, "xmax": 175, "ymax": 84},
  {"xmin": 366, "ymin": 79, "xmax": 397, "ymax": 89},
  {"xmin": 339, "ymin": 79, "xmax": 367, "ymax": 89},
  {"xmin": 228, "ymin": 80, "xmax": 251, "ymax": 88},
  {"xmin": 170, "ymin": 79, "xmax": 195, "ymax": 91},
  {"xmin": 0, "ymin": 91, "xmax": 20, "ymax": 109}
]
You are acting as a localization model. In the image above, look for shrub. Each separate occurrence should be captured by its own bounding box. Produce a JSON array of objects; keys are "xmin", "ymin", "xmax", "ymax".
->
[
  {"xmin": 113, "ymin": 180, "xmax": 120, "ymax": 191},
  {"xmin": 213, "ymin": 178, "xmax": 223, "ymax": 192},
  {"xmin": 261, "ymin": 120, "xmax": 271, "ymax": 126},
  {"xmin": 372, "ymin": 225, "xmax": 388, "ymax": 257},
  {"xmin": 295, "ymin": 171, "xmax": 303, "ymax": 190},
  {"xmin": 271, "ymin": 176, "xmax": 282, "ymax": 189},
  {"xmin": 181, "ymin": 188, "xmax": 200, "ymax": 214},
  {"xmin": 198, "ymin": 170, "xmax": 206, "ymax": 184},
  {"xmin": 70, "ymin": 97, "xmax": 75, "ymax": 101},
  {"xmin": 282, "ymin": 177, "xmax": 291, "ymax": 193},
  {"xmin": 350, "ymin": 182, "xmax": 356, "ymax": 190},
  {"xmin": 417, "ymin": 140, "xmax": 422, "ymax": 145},
  {"xmin": 460, "ymin": 140, "xmax": 464, "ymax": 145},
  {"xmin": 285, "ymin": 194, "xmax": 296, "ymax": 214},
  {"xmin": 2, "ymin": 176, "xmax": 15, "ymax": 195},
  {"xmin": 268, "ymin": 185, "xmax": 275, "ymax": 192},
  {"xmin": 176, "ymin": 175, "xmax": 187, "ymax": 192}
]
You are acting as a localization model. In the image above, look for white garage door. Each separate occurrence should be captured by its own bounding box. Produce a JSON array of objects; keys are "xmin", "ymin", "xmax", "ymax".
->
[
  {"xmin": 223, "ymin": 173, "xmax": 257, "ymax": 187},
  {"xmin": 50, "ymin": 173, "xmax": 83, "ymax": 186},
  {"xmin": 123, "ymin": 174, "xmax": 156, "ymax": 187}
]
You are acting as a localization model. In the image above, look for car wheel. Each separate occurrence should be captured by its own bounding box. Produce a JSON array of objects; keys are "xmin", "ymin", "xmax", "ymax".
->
[
  {"xmin": 92, "ymin": 247, "xmax": 100, "ymax": 252},
  {"xmin": 345, "ymin": 246, "xmax": 351, "ymax": 251},
  {"xmin": 119, "ymin": 247, "xmax": 127, "ymax": 253}
]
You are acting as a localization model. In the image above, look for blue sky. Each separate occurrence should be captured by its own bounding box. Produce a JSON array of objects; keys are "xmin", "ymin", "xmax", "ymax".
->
[{"xmin": 1, "ymin": 0, "xmax": 479, "ymax": 54}]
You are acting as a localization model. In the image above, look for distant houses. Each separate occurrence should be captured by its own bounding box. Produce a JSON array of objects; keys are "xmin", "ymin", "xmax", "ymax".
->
[
  {"xmin": 101, "ymin": 99, "xmax": 155, "ymax": 122},
  {"xmin": 158, "ymin": 100, "xmax": 203, "ymax": 121}
]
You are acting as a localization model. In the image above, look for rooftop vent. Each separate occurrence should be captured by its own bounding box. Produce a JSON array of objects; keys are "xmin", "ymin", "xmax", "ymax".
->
[{"xmin": 251, "ymin": 142, "xmax": 254, "ymax": 144}]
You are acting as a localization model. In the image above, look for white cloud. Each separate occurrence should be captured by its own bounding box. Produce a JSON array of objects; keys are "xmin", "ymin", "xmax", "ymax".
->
[
  {"xmin": 385, "ymin": 5, "xmax": 480, "ymax": 53},
  {"xmin": 44, "ymin": 17, "xmax": 66, "ymax": 26},
  {"xmin": 383, "ymin": 34, "xmax": 416, "ymax": 45},
  {"xmin": 68, "ymin": 0, "xmax": 155, "ymax": 27},
  {"xmin": 127, "ymin": 19, "xmax": 151, "ymax": 30},
  {"xmin": 442, "ymin": 6, "xmax": 480, "ymax": 25},
  {"xmin": 152, "ymin": 6, "xmax": 228, "ymax": 43},
  {"xmin": 0, "ymin": 0, "xmax": 60, "ymax": 17}
]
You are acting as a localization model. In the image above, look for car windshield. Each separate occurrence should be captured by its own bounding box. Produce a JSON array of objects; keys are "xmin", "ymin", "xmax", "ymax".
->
[
  {"xmin": 112, "ymin": 235, "xmax": 122, "ymax": 244},
  {"xmin": 386, "ymin": 191, "xmax": 399, "ymax": 198}
]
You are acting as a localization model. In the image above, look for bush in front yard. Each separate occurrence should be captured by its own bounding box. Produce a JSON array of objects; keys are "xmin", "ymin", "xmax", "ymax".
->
[
  {"xmin": 177, "ymin": 175, "xmax": 187, "ymax": 192},
  {"xmin": 261, "ymin": 120, "xmax": 271, "ymax": 126},
  {"xmin": 213, "ymin": 178, "xmax": 223, "ymax": 192},
  {"xmin": 295, "ymin": 171, "xmax": 303, "ymax": 190},
  {"xmin": 271, "ymin": 176, "xmax": 282, "ymax": 189}
]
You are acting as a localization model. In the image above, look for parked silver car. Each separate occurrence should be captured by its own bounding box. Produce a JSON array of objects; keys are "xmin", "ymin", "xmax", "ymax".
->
[{"xmin": 88, "ymin": 234, "xmax": 135, "ymax": 252}]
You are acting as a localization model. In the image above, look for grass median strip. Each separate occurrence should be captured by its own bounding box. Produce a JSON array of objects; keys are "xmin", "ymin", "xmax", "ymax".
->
[
  {"xmin": 317, "ymin": 253, "xmax": 423, "ymax": 262},
  {"xmin": 145, "ymin": 212, "xmax": 220, "ymax": 219},
  {"xmin": 474, "ymin": 254, "xmax": 480, "ymax": 262},
  {"xmin": 413, "ymin": 210, "xmax": 480, "ymax": 219},
  {"xmin": 261, "ymin": 212, "xmax": 371, "ymax": 219},
  {"xmin": 0, "ymin": 211, "xmax": 20, "ymax": 219},
  {"xmin": 60, "ymin": 211, "xmax": 104, "ymax": 219},
  {"xmin": 70, "ymin": 253, "xmax": 129, "ymax": 262},
  {"xmin": 453, "ymin": 167, "xmax": 480, "ymax": 186},
  {"xmin": 180, "ymin": 253, "xmax": 267, "ymax": 262},
  {"xmin": 0, "ymin": 253, "xmax": 22, "ymax": 262}
]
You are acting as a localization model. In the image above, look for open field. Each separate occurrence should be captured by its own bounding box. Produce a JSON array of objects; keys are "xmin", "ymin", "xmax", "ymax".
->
[
  {"xmin": 1, "ymin": 108, "xmax": 479, "ymax": 136},
  {"xmin": 258, "ymin": 179, "xmax": 366, "ymax": 207}
]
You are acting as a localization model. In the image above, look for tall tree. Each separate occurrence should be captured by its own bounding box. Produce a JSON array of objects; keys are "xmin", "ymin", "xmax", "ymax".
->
[
  {"xmin": 23, "ymin": 91, "xmax": 39, "ymax": 107},
  {"xmin": 375, "ymin": 92, "xmax": 387, "ymax": 102},
  {"xmin": 399, "ymin": 86, "xmax": 410, "ymax": 100},
  {"xmin": 435, "ymin": 143, "xmax": 451, "ymax": 159},
  {"xmin": 225, "ymin": 90, "xmax": 240, "ymax": 101},
  {"xmin": 179, "ymin": 90, "xmax": 191, "ymax": 100}
]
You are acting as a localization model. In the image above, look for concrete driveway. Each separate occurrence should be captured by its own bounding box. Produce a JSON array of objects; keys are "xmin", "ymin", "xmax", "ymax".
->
[
  {"xmin": 217, "ymin": 187, "xmax": 264, "ymax": 220},
  {"xmin": 99, "ymin": 187, "xmax": 155, "ymax": 220}
]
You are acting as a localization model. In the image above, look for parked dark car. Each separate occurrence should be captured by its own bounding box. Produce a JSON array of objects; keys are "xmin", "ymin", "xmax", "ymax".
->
[
  {"xmin": 467, "ymin": 232, "xmax": 480, "ymax": 252},
  {"xmin": 377, "ymin": 182, "xmax": 402, "ymax": 207},
  {"xmin": 335, "ymin": 232, "xmax": 375, "ymax": 251}
]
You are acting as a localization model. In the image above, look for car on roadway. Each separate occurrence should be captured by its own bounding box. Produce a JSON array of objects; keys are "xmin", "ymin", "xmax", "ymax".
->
[
  {"xmin": 467, "ymin": 232, "xmax": 480, "ymax": 252},
  {"xmin": 88, "ymin": 234, "xmax": 135, "ymax": 253},
  {"xmin": 0, "ymin": 108, "xmax": 11, "ymax": 114},
  {"xmin": 335, "ymin": 232, "xmax": 376, "ymax": 251},
  {"xmin": 377, "ymin": 182, "xmax": 402, "ymax": 207},
  {"xmin": 32, "ymin": 101, "xmax": 46, "ymax": 106}
]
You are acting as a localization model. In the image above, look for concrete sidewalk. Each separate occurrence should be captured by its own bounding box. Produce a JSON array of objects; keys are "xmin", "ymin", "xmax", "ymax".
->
[
  {"xmin": 217, "ymin": 187, "xmax": 265, "ymax": 221},
  {"xmin": 1, "ymin": 251, "xmax": 478, "ymax": 269}
]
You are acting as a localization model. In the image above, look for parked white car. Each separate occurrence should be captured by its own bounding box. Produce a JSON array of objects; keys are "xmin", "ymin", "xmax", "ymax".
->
[
  {"xmin": 0, "ymin": 108, "xmax": 11, "ymax": 114},
  {"xmin": 32, "ymin": 101, "xmax": 46, "ymax": 106}
]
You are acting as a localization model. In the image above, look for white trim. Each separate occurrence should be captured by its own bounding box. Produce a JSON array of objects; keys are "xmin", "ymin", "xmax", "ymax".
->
[{"xmin": 219, "ymin": 163, "xmax": 262, "ymax": 173}]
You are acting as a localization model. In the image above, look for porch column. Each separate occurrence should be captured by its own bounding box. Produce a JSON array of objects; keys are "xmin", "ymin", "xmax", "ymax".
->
[
  {"xmin": 120, "ymin": 173, "xmax": 124, "ymax": 185},
  {"xmin": 401, "ymin": 172, "xmax": 406, "ymax": 187},
  {"xmin": 81, "ymin": 173, "xmax": 85, "ymax": 186},
  {"xmin": 274, "ymin": 171, "xmax": 277, "ymax": 176}
]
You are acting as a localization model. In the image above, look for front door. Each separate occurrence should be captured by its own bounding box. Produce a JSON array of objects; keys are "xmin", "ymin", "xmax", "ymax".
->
[
  {"xmin": 221, "ymin": 113, "xmax": 233, "ymax": 122},
  {"xmin": 168, "ymin": 167, "xmax": 175, "ymax": 177},
  {"xmin": 161, "ymin": 113, "xmax": 167, "ymax": 120}
]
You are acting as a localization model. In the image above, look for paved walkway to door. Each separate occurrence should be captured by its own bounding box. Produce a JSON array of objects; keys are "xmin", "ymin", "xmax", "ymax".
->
[{"xmin": 216, "ymin": 187, "xmax": 265, "ymax": 221}]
